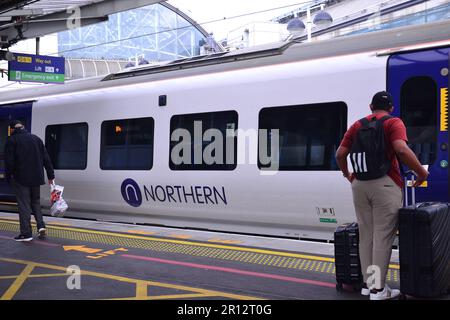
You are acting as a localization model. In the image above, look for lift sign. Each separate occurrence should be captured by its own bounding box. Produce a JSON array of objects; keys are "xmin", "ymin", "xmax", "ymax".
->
[{"xmin": 8, "ymin": 53, "xmax": 65, "ymax": 84}]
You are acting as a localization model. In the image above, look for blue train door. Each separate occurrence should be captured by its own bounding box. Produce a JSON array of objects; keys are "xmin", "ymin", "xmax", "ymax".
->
[
  {"xmin": 388, "ymin": 47, "xmax": 450, "ymax": 202},
  {"xmin": 0, "ymin": 102, "xmax": 33, "ymax": 203}
]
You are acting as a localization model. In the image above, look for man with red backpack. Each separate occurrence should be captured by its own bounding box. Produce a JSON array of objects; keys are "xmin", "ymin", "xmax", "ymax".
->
[{"xmin": 335, "ymin": 91, "xmax": 428, "ymax": 300}]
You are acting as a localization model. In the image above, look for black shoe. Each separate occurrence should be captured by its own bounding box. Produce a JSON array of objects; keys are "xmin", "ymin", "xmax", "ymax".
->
[{"xmin": 14, "ymin": 234, "xmax": 33, "ymax": 242}]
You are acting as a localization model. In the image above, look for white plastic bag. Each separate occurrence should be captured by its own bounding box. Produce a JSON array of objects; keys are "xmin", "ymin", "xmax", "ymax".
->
[
  {"xmin": 50, "ymin": 199, "xmax": 68, "ymax": 217},
  {"xmin": 50, "ymin": 183, "xmax": 68, "ymax": 217}
]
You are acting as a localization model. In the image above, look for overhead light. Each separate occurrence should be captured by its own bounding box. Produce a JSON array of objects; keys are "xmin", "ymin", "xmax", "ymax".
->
[
  {"xmin": 286, "ymin": 5, "xmax": 334, "ymax": 42},
  {"xmin": 287, "ymin": 18, "xmax": 306, "ymax": 37},
  {"xmin": 313, "ymin": 10, "xmax": 333, "ymax": 26}
]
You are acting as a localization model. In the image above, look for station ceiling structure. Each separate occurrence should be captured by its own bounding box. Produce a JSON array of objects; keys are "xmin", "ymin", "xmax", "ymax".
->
[{"xmin": 0, "ymin": 0, "xmax": 166, "ymax": 48}]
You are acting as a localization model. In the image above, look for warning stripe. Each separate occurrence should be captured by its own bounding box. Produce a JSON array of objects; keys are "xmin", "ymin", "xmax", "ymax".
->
[{"xmin": 441, "ymin": 88, "xmax": 449, "ymax": 132}]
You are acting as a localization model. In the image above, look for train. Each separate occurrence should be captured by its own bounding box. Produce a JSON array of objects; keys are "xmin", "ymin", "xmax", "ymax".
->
[{"xmin": 0, "ymin": 20, "xmax": 449, "ymax": 240}]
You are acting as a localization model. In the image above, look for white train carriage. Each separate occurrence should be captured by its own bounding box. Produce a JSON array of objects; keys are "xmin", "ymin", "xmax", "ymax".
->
[{"xmin": 0, "ymin": 20, "xmax": 449, "ymax": 240}]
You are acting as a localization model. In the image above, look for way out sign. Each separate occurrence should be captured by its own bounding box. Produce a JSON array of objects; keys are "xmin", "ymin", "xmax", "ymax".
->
[{"xmin": 8, "ymin": 53, "xmax": 65, "ymax": 84}]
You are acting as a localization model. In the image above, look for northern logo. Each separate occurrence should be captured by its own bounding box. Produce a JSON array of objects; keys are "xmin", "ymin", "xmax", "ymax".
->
[{"xmin": 121, "ymin": 179, "xmax": 142, "ymax": 207}]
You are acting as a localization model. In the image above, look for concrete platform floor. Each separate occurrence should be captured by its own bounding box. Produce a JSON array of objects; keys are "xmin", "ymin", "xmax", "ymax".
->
[{"xmin": 0, "ymin": 212, "xmax": 444, "ymax": 301}]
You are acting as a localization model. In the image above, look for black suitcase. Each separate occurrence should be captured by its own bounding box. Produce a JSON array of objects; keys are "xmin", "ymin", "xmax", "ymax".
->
[
  {"xmin": 334, "ymin": 222, "xmax": 363, "ymax": 291},
  {"xmin": 399, "ymin": 202, "xmax": 450, "ymax": 298}
]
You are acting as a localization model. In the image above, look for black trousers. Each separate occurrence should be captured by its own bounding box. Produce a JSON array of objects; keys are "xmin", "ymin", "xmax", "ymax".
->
[{"xmin": 11, "ymin": 180, "xmax": 45, "ymax": 237}]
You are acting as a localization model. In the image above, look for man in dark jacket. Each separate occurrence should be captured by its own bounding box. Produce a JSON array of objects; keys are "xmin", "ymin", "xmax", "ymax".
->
[{"xmin": 5, "ymin": 120, "xmax": 55, "ymax": 241}]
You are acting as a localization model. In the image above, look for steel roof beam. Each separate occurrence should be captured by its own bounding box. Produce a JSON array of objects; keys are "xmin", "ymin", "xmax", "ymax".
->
[
  {"xmin": 0, "ymin": 1, "xmax": 35, "ymax": 15},
  {"xmin": 0, "ymin": 0, "xmax": 165, "ymax": 46},
  {"xmin": 0, "ymin": 9, "xmax": 45, "ymax": 16}
]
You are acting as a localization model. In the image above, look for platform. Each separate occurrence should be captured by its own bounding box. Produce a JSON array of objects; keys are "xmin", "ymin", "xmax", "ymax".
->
[{"xmin": 0, "ymin": 212, "xmax": 444, "ymax": 301}]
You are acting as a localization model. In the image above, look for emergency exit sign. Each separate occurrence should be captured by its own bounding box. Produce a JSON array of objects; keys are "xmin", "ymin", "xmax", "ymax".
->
[{"xmin": 8, "ymin": 53, "xmax": 65, "ymax": 84}]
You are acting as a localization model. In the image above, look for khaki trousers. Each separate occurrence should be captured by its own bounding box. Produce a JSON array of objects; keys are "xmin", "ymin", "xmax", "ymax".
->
[{"xmin": 351, "ymin": 175, "xmax": 402, "ymax": 289}]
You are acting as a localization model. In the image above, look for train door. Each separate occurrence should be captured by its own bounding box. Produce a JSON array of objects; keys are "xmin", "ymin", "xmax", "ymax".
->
[
  {"xmin": 388, "ymin": 47, "xmax": 450, "ymax": 202},
  {"xmin": 0, "ymin": 102, "xmax": 33, "ymax": 203}
]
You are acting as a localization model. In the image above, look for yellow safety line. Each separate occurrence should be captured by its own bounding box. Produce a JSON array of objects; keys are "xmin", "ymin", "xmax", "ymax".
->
[
  {"xmin": 0, "ymin": 219, "xmax": 335, "ymax": 263},
  {"xmin": 1, "ymin": 264, "xmax": 35, "ymax": 300},
  {"xmin": 0, "ymin": 276, "xmax": 19, "ymax": 280},
  {"xmin": 0, "ymin": 258, "xmax": 261, "ymax": 300},
  {"xmin": 107, "ymin": 293, "xmax": 211, "ymax": 301},
  {"xmin": 0, "ymin": 219, "xmax": 400, "ymax": 269},
  {"xmin": 28, "ymin": 273, "xmax": 69, "ymax": 278},
  {"xmin": 136, "ymin": 281, "xmax": 148, "ymax": 300}
]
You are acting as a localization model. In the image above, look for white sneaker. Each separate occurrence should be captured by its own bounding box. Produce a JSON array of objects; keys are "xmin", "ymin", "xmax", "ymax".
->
[
  {"xmin": 361, "ymin": 287, "xmax": 371, "ymax": 296},
  {"xmin": 370, "ymin": 285, "xmax": 401, "ymax": 300},
  {"xmin": 38, "ymin": 228, "xmax": 46, "ymax": 238}
]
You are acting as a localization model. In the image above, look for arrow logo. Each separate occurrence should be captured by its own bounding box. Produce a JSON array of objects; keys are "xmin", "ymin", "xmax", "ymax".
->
[{"xmin": 63, "ymin": 245, "xmax": 102, "ymax": 254}]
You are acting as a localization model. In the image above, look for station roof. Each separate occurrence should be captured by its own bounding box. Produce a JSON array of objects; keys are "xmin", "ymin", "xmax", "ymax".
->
[{"xmin": 0, "ymin": 0, "xmax": 166, "ymax": 48}]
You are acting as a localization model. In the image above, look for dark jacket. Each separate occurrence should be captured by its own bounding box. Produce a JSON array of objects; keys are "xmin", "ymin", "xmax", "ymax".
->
[{"xmin": 4, "ymin": 128, "xmax": 55, "ymax": 187}]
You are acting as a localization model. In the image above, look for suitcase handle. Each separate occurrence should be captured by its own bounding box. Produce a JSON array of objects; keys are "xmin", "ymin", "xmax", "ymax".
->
[{"xmin": 403, "ymin": 170, "xmax": 416, "ymax": 207}]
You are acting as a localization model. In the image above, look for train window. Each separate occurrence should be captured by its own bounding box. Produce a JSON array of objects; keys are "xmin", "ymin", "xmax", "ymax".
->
[
  {"xmin": 101, "ymin": 117, "xmax": 154, "ymax": 170},
  {"xmin": 401, "ymin": 77, "xmax": 437, "ymax": 165},
  {"xmin": 170, "ymin": 111, "xmax": 238, "ymax": 170},
  {"xmin": 258, "ymin": 102, "xmax": 347, "ymax": 171},
  {"xmin": 45, "ymin": 123, "xmax": 88, "ymax": 170}
]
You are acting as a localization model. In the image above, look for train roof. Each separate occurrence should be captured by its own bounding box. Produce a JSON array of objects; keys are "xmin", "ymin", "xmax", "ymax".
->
[
  {"xmin": 1, "ymin": 19, "xmax": 450, "ymax": 105},
  {"xmin": 104, "ymin": 19, "xmax": 450, "ymax": 82}
]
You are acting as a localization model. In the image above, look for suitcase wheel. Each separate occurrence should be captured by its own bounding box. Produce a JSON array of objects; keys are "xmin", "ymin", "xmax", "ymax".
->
[{"xmin": 397, "ymin": 293, "xmax": 407, "ymax": 300}]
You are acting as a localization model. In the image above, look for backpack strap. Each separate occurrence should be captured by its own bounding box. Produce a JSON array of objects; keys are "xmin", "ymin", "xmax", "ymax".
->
[
  {"xmin": 358, "ymin": 115, "xmax": 393, "ymax": 127},
  {"xmin": 358, "ymin": 117, "xmax": 370, "ymax": 127},
  {"xmin": 379, "ymin": 115, "xmax": 393, "ymax": 123}
]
